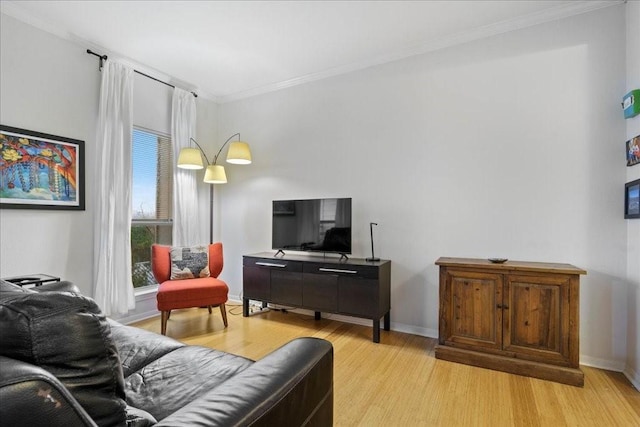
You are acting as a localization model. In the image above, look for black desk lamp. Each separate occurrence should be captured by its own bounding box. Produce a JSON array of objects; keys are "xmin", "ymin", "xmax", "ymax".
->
[{"xmin": 366, "ymin": 222, "xmax": 380, "ymax": 262}]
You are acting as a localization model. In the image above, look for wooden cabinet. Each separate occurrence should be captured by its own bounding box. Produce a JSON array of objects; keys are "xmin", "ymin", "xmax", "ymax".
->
[
  {"xmin": 435, "ymin": 257, "xmax": 586, "ymax": 386},
  {"xmin": 243, "ymin": 253, "xmax": 391, "ymax": 342}
]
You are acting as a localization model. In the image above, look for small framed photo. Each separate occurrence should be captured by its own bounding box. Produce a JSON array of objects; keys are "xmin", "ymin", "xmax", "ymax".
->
[
  {"xmin": 625, "ymin": 178, "xmax": 640, "ymax": 219},
  {"xmin": 1, "ymin": 125, "xmax": 85, "ymax": 210},
  {"xmin": 627, "ymin": 135, "xmax": 640, "ymax": 167}
]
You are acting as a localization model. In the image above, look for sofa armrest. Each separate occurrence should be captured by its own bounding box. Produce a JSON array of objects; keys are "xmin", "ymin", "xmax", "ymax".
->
[
  {"xmin": 0, "ymin": 356, "xmax": 97, "ymax": 427},
  {"xmin": 32, "ymin": 280, "xmax": 80, "ymax": 293},
  {"xmin": 156, "ymin": 337, "xmax": 333, "ymax": 427}
]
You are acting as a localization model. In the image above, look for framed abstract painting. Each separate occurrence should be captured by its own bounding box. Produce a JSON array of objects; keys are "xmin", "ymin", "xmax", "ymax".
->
[{"xmin": 0, "ymin": 125, "xmax": 85, "ymax": 210}]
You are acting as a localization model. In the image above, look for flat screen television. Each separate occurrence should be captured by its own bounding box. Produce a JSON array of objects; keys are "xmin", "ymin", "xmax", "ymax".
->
[{"xmin": 272, "ymin": 198, "xmax": 352, "ymax": 255}]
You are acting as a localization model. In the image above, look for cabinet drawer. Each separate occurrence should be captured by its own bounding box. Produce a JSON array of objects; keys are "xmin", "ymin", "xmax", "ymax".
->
[
  {"xmin": 243, "ymin": 257, "xmax": 303, "ymax": 273},
  {"xmin": 303, "ymin": 262, "xmax": 378, "ymax": 279}
]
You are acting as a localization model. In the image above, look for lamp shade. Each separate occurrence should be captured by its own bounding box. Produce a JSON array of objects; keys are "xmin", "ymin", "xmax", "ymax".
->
[
  {"xmin": 177, "ymin": 148, "xmax": 204, "ymax": 169},
  {"xmin": 226, "ymin": 141, "xmax": 252, "ymax": 165},
  {"xmin": 204, "ymin": 164, "xmax": 227, "ymax": 184}
]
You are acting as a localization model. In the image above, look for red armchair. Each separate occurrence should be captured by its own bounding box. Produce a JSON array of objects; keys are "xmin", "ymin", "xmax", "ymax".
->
[{"xmin": 151, "ymin": 243, "xmax": 229, "ymax": 335}]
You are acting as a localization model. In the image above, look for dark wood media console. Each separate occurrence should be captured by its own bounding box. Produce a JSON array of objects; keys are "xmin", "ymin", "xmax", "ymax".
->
[{"xmin": 243, "ymin": 252, "xmax": 391, "ymax": 343}]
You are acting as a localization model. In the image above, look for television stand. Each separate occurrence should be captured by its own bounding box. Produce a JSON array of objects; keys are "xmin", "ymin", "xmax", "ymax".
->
[
  {"xmin": 243, "ymin": 252, "xmax": 391, "ymax": 343},
  {"xmin": 274, "ymin": 249, "xmax": 285, "ymax": 257}
]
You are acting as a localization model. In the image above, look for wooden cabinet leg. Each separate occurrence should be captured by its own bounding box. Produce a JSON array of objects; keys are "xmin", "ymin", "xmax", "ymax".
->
[
  {"xmin": 315, "ymin": 311, "xmax": 321, "ymax": 320},
  {"xmin": 384, "ymin": 311, "xmax": 390, "ymax": 331},
  {"xmin": 373, "ymin": 319, "xmax": 380, "ymax": 343},
  {"xmin": 243, "ymin": 298, "xmax": 249, "ymax": 317}
]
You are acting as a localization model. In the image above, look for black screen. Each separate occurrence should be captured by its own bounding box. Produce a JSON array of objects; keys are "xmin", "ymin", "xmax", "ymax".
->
[{"xmin": 272, "ymin": 198, "xmax": 352, "ymax": 254}]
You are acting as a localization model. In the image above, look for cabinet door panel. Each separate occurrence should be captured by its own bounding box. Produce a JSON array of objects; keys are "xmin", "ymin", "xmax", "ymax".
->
[
  {"xmin": 271, "ymin": 270, "xmax": 303, "ymax": 306},
  {"xmin": 302, "ymin": 273, "xmax": 337, "ymax": 312},
  {"xmin": 338, "ymin": 277, "xmax": 377, "ymax": 318},
  {"xmin": 243, "ymin": 266, "xmax": 270, "ymax": 300},
  {"xmin": 444, "ymin": 270, "xmax": 503, "ymax": 350},
  {"xmin": 504, "ymin": 274, "xmax": 570, "ymax": 364}
]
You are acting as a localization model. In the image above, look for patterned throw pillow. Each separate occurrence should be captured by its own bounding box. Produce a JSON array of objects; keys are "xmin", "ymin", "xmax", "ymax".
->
[{"xmin": 170, "ymin": 245, "xmax": 211, "ymax": 280}]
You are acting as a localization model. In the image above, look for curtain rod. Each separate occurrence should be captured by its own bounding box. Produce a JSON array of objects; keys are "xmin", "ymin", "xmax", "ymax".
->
[{"xmin": 86, "ymin": 49, "xmax": 198, "ymax": 98}]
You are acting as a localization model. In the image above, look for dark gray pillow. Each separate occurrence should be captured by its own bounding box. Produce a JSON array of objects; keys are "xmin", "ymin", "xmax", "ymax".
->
[{"xmin": 0, "ymin": 282, "xmax": 127, "ymax": 426}]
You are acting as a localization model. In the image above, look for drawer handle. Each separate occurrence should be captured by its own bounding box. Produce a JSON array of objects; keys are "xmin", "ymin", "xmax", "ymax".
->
[
  {"xmin": 256, "ymin": 262, "xmax": 287, "ymax": 268},
  {"xmin": 319, "ymin": 268, "xmax": 357, "ymax": 274}
]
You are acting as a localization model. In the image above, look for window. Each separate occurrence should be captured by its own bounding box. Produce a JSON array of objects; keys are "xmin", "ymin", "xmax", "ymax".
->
[{"xmin": 131, "ymin": 128, "xmax": 173, "ymax": 289}]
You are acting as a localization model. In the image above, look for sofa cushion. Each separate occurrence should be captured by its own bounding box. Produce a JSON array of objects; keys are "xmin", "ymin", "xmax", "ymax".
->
[
  {"xmin": 0, "ymin": 281, "xmax": 127, "ymax": 427},
  {"xmin": 156, "ymin": 277, "xmax": 228, "ymax": 311},
  {"xmin": 124, "ymin": 346, "xmax": 253, "ymax": 421},
  {"xmin": 108, "ymin": 319, "xmax": 185, "ymax": 378},
  {"xmin": 170, "ymin": 245, "xmax": 210, "ymax": 279}
]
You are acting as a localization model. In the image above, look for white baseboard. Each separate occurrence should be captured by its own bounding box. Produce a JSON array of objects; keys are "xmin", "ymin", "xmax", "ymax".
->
[
  {"xmin": 239, "ymin": 295, "xmax": 440, "ymax": 339},
  {"xmin": 390, "ymin": 323, "xmax": 438, "ymax": 339},
  {"xmin": 624, "ymin": 366, "xmax": 640, "ymax": 391},
  {"xmin": 579, "ymin": 355, "xmax": 626, "ymax": 372},
  {"xmin": 113, "ymin": 290, "xmax": 158, "ymax": 325},
  {"xmin": 117, "ymin": 309, "xmax": 158, "ymax": 325}
]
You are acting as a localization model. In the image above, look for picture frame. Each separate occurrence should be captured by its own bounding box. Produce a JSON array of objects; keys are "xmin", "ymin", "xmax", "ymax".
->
[
  {"xmin": 625, "ymin": 178, "xmax": 640, "ymax": 219},
  {"xmin": 626, "ymin": 135, "xmax": 640, "ymax": 167},
  {"xmin": 0, "ymin": 125, "xmax": 85, "ymax": 210}
]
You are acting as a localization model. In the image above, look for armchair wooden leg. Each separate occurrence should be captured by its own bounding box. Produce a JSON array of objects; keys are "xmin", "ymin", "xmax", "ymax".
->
[
  {"xmin": 161, "ymin": 311, "xmax": 169, "ymax": 335},
  {"xmin": 208, "ymin": 305, "xmax": 212, "ymax": 314},
  {"xmin": 220, "ymin": 303, "xmax": 228, "ymax": 327}
]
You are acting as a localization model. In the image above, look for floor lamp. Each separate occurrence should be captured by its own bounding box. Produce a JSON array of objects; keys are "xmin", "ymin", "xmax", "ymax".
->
[{"xmin": 177, "ymin": 133, "xmax": 252, "ymax": 243}]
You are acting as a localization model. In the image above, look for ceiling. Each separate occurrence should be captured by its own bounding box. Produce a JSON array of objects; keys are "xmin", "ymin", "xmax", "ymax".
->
[{"xmin": 1, "ymin": 1, "xmax": 620, "ymax": 102}]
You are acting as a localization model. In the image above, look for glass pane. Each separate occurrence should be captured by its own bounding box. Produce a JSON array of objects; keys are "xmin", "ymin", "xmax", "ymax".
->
[
  {"xmin": 132, "ymin": 129, "xmax": 158, "ymax": 219},
  {"xmin": 131, "ymin": 127, "xmax": 172, "ymax": 290},
  {"xmin": 132, "ymin": 129, "xmax": 172, "ymax": 220},
  {"xmin": 131, "ymin": 223, "xmax": 172, "ymax": 288}
]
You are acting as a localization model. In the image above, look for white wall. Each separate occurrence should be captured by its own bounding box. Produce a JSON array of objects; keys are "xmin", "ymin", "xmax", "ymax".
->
[
  {"xmin": 133, "ymin": 73, "xmax": 172, "ymax": 135},
  {"xmin": 1, "ymin": 4, "xmax": 634, "ymax": 375},
  {"xmin": 0, "ymin": 12, "xmax": 218, "ymax": 300},
  {"xmin": 215, "ymin": 5, "xmax": 629, "ymax": 368},
  {"xmin": 0, "ymin": 13, "xmax": 100, "ymax": 295},
  {"xmin": 625, "ymin": 0, "xmax": 640, "ymax": 389},
  {"xmin": 195, "ymin": 96, "xmax": 220, "ymax": 242}
]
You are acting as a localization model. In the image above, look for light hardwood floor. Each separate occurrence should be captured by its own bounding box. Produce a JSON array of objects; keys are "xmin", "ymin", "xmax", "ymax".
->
[{"xmin": 132, "ymin": 305, "xmax": 640, "ymax": 427}]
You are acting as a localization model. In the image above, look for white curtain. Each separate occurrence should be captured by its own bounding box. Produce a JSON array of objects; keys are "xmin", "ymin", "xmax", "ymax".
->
[
  {"xmin": 171, "ymin": 88, "xmax": 199, "ymax": 246},
  {"xmin": 93, "ymin": 60, "xmax": 135, "ymax": 316}
]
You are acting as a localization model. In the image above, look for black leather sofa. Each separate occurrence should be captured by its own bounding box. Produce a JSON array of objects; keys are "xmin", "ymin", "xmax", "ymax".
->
[{"xmin": 0, "ymin": 280, "xmax": 333, "ymax": 426}]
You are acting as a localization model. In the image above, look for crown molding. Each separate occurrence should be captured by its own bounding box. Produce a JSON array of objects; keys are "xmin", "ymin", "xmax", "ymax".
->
[
  {"xmin": 2, "ymin": 0, "xmax": 623, "ymax": 105},
  {"xmin": 216, "ymin": 0, "xmax": 623, "ymax": 103}
]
